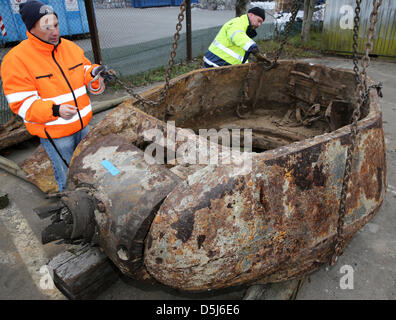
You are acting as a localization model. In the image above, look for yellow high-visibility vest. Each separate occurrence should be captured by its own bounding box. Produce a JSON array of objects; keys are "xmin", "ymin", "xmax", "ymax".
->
[{"xmin": 208, "ymin": 14, "xmax": 256, "ymax": 65}]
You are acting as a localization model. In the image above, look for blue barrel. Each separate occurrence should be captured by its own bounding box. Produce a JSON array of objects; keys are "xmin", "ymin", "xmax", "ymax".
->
[
  {"xmin": 133, "ymin": 0, "xmax": 172, "ymax": 8},
  {"xmin": 0, "ymin": 0, "xmax": 89, "ymax": 44}
]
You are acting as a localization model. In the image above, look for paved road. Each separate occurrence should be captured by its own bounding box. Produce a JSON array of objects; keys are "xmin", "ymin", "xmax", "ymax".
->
[
  {"xmin": 76, "ymin": 7, "xmax": 276, "ymax": 51},
  {"xmin": 1, "ymin": 57, "xmax": 395, "ymax": 301},
  {"xmin": 0, "ymin": 8, "xmax": 238, "ymax": 55},
  {"xmin": 95, "ymin": 7, "xmax": 236, "ymax": 48}
]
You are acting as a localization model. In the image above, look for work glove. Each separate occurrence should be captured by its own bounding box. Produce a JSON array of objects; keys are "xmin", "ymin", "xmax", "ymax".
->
[
  {"xmin": 91, "ymin": 65, "xmax": 108, "ymax": 77},
  {"xmin": 251, "ymin": 51, "xmax": 272, "ymax": 65},
  {"xmin": 91, "ymin": 65, "xmax": 117, "ymax": 84},
  {"xmin": 250, "ymin": 47, "xmax": 260, "ymax": 55}
]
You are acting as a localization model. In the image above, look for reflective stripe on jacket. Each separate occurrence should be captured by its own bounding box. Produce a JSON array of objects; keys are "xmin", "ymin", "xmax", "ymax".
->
[
  {"xmin": 207, "ymin": 14, "xmax": 256, "ymax": 66},
  {"xmin": 1, "ymin": 31, "xmax": 102, "ymax": 139}
]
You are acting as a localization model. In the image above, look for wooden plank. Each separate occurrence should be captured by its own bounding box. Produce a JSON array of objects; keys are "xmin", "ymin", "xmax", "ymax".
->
[
  {"xmin": 48, "ymin": 244, "xmax": 120, "ymax": 300},
  {"xmin": 0, "ymin": 127, "xmax": 32, "ymax": 151},
  {"xmin": 288, "ymin": 70, "xmax": 348, "ymax": 105},
  {"xmin": 0, "ymin": 114, "xmax": 32, "ymax": 151}
]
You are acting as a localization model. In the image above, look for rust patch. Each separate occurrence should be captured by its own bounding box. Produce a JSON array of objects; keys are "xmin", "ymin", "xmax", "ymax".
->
[
  {"xmin": 156, "ymin": 258, "xmax": 163, "ymax": 264},
  {"xmin": 170, "ymin": 177, "xmax": 237, "ymax": 242},
  {"xmin": 171, "ymin": 211, "xmax": 195, "ymax": 243},
  {"xmin": 116, "ymin": 142, "xmax": 138, "ymax": 153},
  {"xmin": 259, "ymin": 183, "xmax": 270, "ymax": 212},
  {"xmin": 208, "ymin": 250, "xmax": 215, "ymax": 258},
  {"xmin": 293, "ymin": 163, "xmax": 326, "ymax": 191},
  {"xmin": 340, "ymin": 133, "xmax": 351, "ymax": 146},
  {"xmin": 313, "ymin": 164, "xmax": 326, "ymax": 187},
  {"xmin": 197, "ymin": 235, "xmax": 206, "ymax": 249},
  {"xmin": 290, "ymin": 145, "xmax": 326, "ymax": 191}
]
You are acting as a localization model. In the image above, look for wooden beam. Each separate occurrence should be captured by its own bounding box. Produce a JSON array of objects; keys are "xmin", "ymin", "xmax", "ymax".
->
[{"xmin": 48, "ymin": 244, "xmax": 120, "ymax": 300}]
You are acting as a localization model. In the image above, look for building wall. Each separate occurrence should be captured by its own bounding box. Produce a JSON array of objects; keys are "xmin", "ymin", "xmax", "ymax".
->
[{"xmin": 322, "ymin": 0, "xmax": 396, "ymax": 57}]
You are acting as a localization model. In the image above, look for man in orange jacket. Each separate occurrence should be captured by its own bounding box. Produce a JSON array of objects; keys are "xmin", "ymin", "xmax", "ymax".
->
[{"xmin": 1, "ymin": 0, "xmax": 107, "ymax": 192}]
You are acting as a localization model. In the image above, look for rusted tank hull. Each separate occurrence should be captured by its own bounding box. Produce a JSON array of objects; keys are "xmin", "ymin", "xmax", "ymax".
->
[
  {"xmin": 23, "ymin": 60, "xmax": 386, "ymax": 291},
  {"xmin": 68, "ymin": 133, "xmax": 182, "ymax": 281},
  {"xmin": 144, "ymin": 108, "xmax": 386, "ymax": 290}
]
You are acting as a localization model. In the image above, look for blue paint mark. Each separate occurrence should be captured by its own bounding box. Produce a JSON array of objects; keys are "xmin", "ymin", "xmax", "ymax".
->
[{"xmin": 101, "ymin": 160, "xmax": 120, "ymax": 176}]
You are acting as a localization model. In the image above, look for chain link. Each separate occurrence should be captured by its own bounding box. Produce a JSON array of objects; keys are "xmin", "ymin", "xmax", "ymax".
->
[
  {"xmin": 105, "ymin": 2, "xmax": 187, "ymax": 112},
  {"xmin": 159, "ymin": 1, "xmax": 186, "ymax": 106},
  {"xmin": 352, "ymin": 0, "xmax": 362, "ymax": 85},
  {"xmin": 264, "ymin": 0, "xmax": 302, "ymax": 70},
  {"xmin": 360, "ymin": 0, "xmax": 382, "ymax": 92},
  {"xmin": 236, "ymin": 64, "xmax": 254, "ymax": 118},
  {"xmin": 330, "ymin": 0, "xmax": 383, "ymax": 266}
]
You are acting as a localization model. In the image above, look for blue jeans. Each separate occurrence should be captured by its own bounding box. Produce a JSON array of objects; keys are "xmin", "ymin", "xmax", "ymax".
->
[{"xmin": 40, "ymin": 126, "xmax": 90, "ymax": 192}]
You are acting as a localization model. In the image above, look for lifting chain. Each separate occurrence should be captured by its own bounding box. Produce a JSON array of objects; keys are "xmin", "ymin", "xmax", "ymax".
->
[
  {"xmin": 112, "ymin": 76, "xmax": 160, "ymax": 108},
  {"xmin": 264, "ymin": 0, "xmax": 302, "ymax": 70},
  {"xmin": 106, "ymin": 1, "xmax": 187, "ymax": 113},
  {"xmin": 159, "ymin": 0, "xmax": 186, "ymax": 105},
  {"xmin": 330, "ymin": 0, "xmax": 383, "ymax": 266},
  {"xmin": 236, "ymin": 64, "xmax": 254, "ymax": 119},
  {"xmin": 352, "ymin": 0, "xmax": 362, "ymax": 85}
]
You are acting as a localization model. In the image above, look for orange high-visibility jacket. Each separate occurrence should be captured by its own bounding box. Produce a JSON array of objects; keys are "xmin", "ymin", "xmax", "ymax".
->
[{"xmin": 1, "ymin": 32, "xmax": 102, "ymax": 139}]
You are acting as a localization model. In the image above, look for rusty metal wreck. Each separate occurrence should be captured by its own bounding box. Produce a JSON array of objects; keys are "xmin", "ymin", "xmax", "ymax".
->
[{"xmin": 23, "ymin": 60, "xmax": 386, "ymax": 291}]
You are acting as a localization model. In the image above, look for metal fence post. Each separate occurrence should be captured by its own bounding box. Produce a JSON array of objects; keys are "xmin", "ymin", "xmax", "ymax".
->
[
  {"xmin": 84, "ymin": 0, "xmax": 102, "ymax": 64},
  {"xmin": 186, "ymin": 0, "xmax": 192, "ymax": 61}
]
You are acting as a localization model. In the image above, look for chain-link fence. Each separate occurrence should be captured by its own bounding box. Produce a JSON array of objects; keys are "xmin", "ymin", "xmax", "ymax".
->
[
  {"xmin": 89, "ymin": 2, "xmax": 279, "ymax": 76},
  {"xmin": 0, "ymin": 0, "xmax": 283, "ymax": 124}
]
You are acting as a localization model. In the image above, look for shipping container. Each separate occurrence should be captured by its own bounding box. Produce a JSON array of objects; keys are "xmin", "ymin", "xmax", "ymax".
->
[
  {"xmin": 0, "ymin": 0, "xmax": 90, "ymax": 44},
  {"xmin": 132, "ymin": 0, "xmax": 171, "ymax": 8},
  {"xmin": 170, "ymin": 0, "xmax": 198, "ymax": 6}
]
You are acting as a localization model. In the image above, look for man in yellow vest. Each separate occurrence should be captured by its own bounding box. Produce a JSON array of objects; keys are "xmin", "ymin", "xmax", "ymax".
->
[{"xmin": 204, "ymin": 7, "xmax": 266, "ymax": 68}]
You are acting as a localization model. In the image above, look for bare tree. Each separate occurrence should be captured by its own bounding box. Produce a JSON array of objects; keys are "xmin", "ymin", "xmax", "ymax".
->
[
  {"xmin": 235, "ymin": 0, "xmax": 249, "ymax": 17},
  {"xmin": 301, "ymin": 0, "xmax": 315, "ymax": 44}
]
